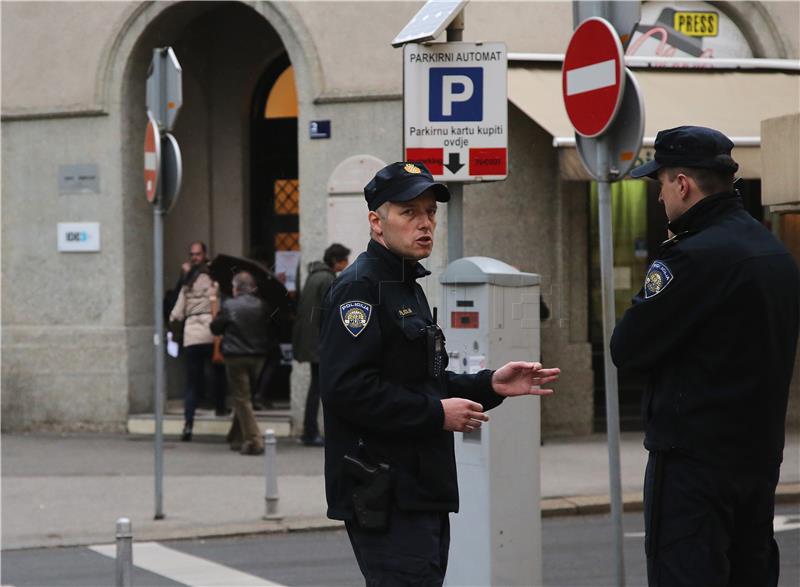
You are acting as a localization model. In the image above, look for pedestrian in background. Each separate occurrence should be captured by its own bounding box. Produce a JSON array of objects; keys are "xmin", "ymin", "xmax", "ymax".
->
[
  {"xmin": 611, "ymin": 126, "xmax": 800, "ymax": 586},
  {"xmin": 211, "ymin": 271, "xmax": 278, "ymax": 456},
  {"xmin": 168, "ymin": 241, "xmax": 224, "ymax": 441},
  {"xmin": 292, "ymin": 243, "xmax": 351, "ymax": 446},
  {"xmin": 319, "ymin": 162, "xmax": 560, "ymax": 585}
]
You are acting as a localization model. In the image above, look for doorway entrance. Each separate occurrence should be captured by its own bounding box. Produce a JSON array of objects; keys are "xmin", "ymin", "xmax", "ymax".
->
[{"xmin": 249, "ymin": 56, "xmax": 300, "ymax": 407}]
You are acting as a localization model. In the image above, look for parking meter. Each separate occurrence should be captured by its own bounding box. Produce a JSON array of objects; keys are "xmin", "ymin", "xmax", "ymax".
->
[{"xmin": 440, "ymin": 257, "xmax": 542, "ymax": 587}]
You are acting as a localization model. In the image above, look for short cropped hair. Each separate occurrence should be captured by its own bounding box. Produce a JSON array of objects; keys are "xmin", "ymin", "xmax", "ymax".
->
[
  {"xmin": 666, "ymin": 167, "xmax": 735, "ymax": 196},
  {"xmin": 232, "ymin": 271, "xmax": 257, "ymax": 295},
  {"xmin": 324, "ymin": 243, "xmax": 351, "ymax": 268}
]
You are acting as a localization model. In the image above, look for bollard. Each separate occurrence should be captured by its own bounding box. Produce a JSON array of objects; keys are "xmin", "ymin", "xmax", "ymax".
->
[
  {"xmin": 115, "ymin": 517, "xmax": 133, "ymax": 587},
  {"xmin": 263, "ymin": 429, "xmax": 282, "ymax": 520}
]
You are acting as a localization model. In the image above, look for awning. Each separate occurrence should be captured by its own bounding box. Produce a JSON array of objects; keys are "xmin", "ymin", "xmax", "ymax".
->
[{"xmin": 508, "ymin": 65, "xmax": 800, "ymax": 180}]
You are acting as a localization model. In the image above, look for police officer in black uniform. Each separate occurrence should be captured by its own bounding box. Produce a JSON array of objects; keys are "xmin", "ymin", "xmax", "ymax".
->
[
  {"xmin": 319, "ymin": 161, "xmax": 560, "ymax": 586},
  {"xmin": 611, "ymin": 126, "xmax": 800, "ymax": 587}
]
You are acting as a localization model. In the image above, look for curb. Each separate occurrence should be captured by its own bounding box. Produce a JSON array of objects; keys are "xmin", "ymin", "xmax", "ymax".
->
[
  {"xmin": 7, "ymin": 485, "xmax": 798, "ymax": 551},
  {"xmin": 2, "ymin": 517, "xmax": 346, "ymax": 552},
  {"xmin": 541, "ymin": 482, "xmax": 800, "ymax": 518}
]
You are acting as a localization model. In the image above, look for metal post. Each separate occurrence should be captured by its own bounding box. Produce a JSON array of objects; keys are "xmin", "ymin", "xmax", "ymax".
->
[
  {"xmin": 153, "ymin": 206, "xmax": 165, "ymax": 520},
  {"xmin": 446, "ymin": 11, "xmax": 465, "ymax": 263},
  {"xmin": 263, "ymin": 429, "xmax": 282, "ymax": 520},
  {"xmin": 115, "ymin": 517, "xmax": 133, "ymax": 587},
  {"xmin": 447, "ymin": 184, "xmax": 464, "ymax": 261},
  {"xmin": 597, "ymin": 138, "xmax": 625, "ymax": 587}
]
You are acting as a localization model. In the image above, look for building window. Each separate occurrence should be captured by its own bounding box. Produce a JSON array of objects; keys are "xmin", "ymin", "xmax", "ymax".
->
[
  {"xmin": 274, "ymin": 179, "xmax": 299, "ymax": 215},
  {"xmin": 264, "ymin": 66, "xmax": 298, "ymax": 119}
]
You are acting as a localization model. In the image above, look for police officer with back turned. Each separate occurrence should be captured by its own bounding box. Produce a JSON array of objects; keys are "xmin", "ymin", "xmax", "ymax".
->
[
  {"xmin": 319, "ymin": 161, "xmax": 560, "ymax": 586},
  {"xmin": 611, "ymin": 126, "xmax": 800, "ymax": 586}
]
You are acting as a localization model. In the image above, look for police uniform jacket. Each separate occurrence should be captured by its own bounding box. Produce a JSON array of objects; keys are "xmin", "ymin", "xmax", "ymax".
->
[
  {"xmin": 611, "ymin": 192, "xmax": 800, "ymax": 469},
  {"xmin": 320, "ymin": 239, "xmax": 503, "ymax": 520}
]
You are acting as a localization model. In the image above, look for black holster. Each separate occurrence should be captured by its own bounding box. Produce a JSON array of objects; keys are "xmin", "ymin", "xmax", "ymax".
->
[{"xmin": 343, "ymin": 454, "xmax": 392, "ymax": 530}]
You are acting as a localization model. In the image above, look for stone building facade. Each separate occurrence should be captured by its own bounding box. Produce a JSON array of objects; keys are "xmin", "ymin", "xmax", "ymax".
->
[{"xmin": 2, "ymin": 1, "xmax": 799, "ymax": 436}]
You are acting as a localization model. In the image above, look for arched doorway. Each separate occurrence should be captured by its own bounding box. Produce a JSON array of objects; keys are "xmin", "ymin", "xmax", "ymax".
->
[
  {"xmin": 248, "ymin": 57, "xmax": 300, "ymax": 407},
  {"xmin": 118, "ymin": 1, "xmax": 299, "ymax": 410}
]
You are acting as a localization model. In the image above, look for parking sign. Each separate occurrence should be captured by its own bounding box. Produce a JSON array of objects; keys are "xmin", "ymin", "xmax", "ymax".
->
[
  {"xmin": 429, "ymin": 68, "xmax": 483, "ymax": 121},
  {"xmin": 404, "ymin": 42, "xmax": 507, "ymax": 182}
]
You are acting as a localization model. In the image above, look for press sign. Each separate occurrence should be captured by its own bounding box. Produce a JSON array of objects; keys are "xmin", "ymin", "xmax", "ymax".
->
[
  {"xmin": 673, "ymin": 11, "xmax": 718, "ymax": 37},
  {"xmin": 57, "ymin": 222, "xmax": 101, "ymax": 252}
]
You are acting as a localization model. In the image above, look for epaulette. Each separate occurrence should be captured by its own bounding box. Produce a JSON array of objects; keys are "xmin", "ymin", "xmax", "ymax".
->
[{"xmin": 661, "ymin": 230, "xmax": 694, "ymax": 249}]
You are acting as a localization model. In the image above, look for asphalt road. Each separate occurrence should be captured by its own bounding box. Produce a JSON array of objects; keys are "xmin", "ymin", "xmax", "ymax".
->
[{"xmin": 3, "ymin": 507, "xmax": 798, "ymax": 587}]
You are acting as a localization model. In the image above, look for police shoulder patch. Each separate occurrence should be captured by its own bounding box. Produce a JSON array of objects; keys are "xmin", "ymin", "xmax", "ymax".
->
[
  {"xmin": 339, "ymin": 301, "xmax": 372, "ymax": 338},
  {"xmin": 644, "ymin": 260, "xmax": 674, "ymax": 299}
]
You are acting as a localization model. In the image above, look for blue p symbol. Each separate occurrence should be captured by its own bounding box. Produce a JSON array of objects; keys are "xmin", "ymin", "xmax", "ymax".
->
[{"xmin": 429, "ymin": 68, "xmax": 483, "ymax": 122}]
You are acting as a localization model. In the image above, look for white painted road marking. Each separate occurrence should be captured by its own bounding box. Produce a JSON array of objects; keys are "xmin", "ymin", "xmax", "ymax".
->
[
  {"xmin": 89, "ymin": 542, "xmax": 285, "ymax": 586},
  {"xmin": 625, "ymin": 515, "xmax": 800, "ymax": 538},
  {"xmin": 774, "ymin": 514, "xmax": 800, "ymax": 533},
  {"xmin": 566, "ymin": 59, "xmax": 616, "ymax": 96}
]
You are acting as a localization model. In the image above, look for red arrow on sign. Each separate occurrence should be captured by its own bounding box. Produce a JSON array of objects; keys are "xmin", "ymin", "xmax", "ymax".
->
[
  {"xmin": 562, "ymin": 17, "xmax": 625, "ymax": 138},
  {"xmin": 144, "ymin": 114, "xmax": 161, "ymax": 203}
]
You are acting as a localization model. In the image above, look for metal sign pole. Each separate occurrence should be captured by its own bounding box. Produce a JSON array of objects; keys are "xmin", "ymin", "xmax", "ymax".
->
[
  {"xmin": 597, "ymin": 137, "xmax": 625, "ymax": 586},
  {"xmin": 446, "ymin": 10, "xmax": 464, "ymax": 262},
  {"xmin": 153, "ymin": 204, "xmax": 165, "ymax": 520},
  {"xmin": 147, "ymin": 45, "xmax": 183, "ymax": 522},
  {"xmin": 447, "ymin": 185, "xmax": 464, "ymax": 261}
]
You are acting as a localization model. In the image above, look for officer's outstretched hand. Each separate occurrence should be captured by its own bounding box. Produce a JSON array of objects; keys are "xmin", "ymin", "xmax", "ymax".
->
[
  {"xmin": 441, "ymin": 398, "xmax": 489, "ymax": 433},
  {"xmin": 491, "ymin": 361, "xmax": 560, "ymax": 397}
]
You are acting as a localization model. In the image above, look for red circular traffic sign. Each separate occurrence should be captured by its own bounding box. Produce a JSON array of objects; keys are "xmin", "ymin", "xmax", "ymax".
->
[
  {"xmin": 562, "ymin": 17, "xmax": 625, "ymax": 138},
  {"xmin": 144, "ymin": 114, "xmax": 161, "ymax": 203}
]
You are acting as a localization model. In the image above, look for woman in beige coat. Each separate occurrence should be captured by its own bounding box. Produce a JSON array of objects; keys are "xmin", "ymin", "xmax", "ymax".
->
[{"xmin": 169, "ymin": 269, "xmax": 220, "ymax": 440}]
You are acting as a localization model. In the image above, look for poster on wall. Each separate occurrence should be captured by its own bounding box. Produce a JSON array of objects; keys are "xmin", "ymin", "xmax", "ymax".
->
[
  {"xmin": 626, "ymin": 1, "xmax": 753, "ymax": 64},
  {"xmin": 274, "ymin": 250, "xmax": 301, "ymax": 293}
]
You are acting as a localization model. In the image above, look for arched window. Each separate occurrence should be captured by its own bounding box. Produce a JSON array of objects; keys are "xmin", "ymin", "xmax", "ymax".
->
[{"xmin": 264, "ymin": 66, "xmax": 298, "ymax": 119}]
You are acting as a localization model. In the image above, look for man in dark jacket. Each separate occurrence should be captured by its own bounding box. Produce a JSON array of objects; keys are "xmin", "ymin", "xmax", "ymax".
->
[
  {"xmin": 210, "ymin": 271, "xmax": 277, "ymax": 455},
  {"xmin": 293, "ymin": 243, "xmax": 351, "ymax": 446},
  {"xmin": 611, "ymin": 126, "xmax": 800, "ymax": 586},
  {"xmin": 319, "ymin": 162, "xmax": 560, "ymax": 586}
]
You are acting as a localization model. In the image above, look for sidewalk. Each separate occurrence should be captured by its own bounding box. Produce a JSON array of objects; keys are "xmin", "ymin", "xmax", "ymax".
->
[{"xmin": 2, "ymin": 431, "xmax": 798, "ymax": 550}]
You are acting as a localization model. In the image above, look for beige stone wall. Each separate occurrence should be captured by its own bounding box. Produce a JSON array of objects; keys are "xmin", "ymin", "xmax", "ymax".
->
[
  {"xmin": 743, "ymin": 1, "xmax": 800, "ymax": 58},
  {"xmin": 1, "ymin": 1, "xmax": 134, "ymax": 115},
  {"xmin": 463, "ymin": 105, "xmax": 594, "ymax": 437},
  {"xmin": 2, "ymin": 0, "xmax": 797, "ymax": 433},
  {"xmin": 3, "ymin": 1, "xmax": 796, "ymax": 120}
]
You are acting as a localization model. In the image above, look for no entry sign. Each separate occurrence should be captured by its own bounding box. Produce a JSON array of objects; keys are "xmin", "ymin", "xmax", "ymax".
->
[
  {"xmin": 144, "ymin": 113, "xmax": 161, "ymax": 203},
  {"xmin": 562, "ymin": 17, "xmax": 625, "ymax": 138}
]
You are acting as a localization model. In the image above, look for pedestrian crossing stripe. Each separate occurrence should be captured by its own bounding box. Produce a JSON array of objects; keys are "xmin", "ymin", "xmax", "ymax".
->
[
  {"xmin": 624, "ymin": 515, "xmax": 800, "ymax": 538},
  {"xmin": 89, "ymin": 542, "xmax": 285, "ymax": 587}
]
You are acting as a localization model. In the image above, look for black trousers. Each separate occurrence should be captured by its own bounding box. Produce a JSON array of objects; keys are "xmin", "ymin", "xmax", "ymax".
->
[
  {"xmin": 345, "ymin": 509, "xmax": 450, "ymax": 586},
  {"xmin": 183, "ymin": 344, "xmax": 225, "ymax": 425},
  {"xmin": 644, "ymin": 451, "xmax": 780, "ymax": 587}
]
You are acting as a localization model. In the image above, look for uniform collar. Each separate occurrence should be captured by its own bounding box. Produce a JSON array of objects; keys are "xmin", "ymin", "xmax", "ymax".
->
[
  {"xmin": 367, "ymin": 239, "xmax": 431, "ymax": 282},
  {"xmin": 667, "ymin": 191, "xmax": 743, "ymax": 236}
]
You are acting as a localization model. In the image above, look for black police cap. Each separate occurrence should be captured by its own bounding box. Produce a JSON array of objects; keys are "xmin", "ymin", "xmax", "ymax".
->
[
  {"xmin": 364, "ymin": 162, "xmax": 450, "ymax": 211},
  {"xmin": 630, "ymin": 125, "xmax": 740, "ymax": 179}
]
